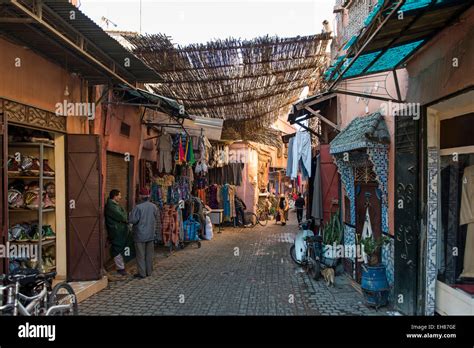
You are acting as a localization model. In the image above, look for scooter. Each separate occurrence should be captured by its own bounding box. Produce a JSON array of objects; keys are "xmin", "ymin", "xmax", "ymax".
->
[{"xmin": 290, "ymin": 220, "xmax": 322, "ymax": 280}]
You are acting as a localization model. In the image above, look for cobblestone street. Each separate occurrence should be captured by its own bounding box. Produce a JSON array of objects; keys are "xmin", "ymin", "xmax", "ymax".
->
[{"xmin": 80, "ymin": 211, "xmax": 383, "ymax": 316}]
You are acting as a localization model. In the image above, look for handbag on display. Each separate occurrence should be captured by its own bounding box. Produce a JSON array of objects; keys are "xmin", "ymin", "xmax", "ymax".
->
[{"xmin": 8, "ymin": 189, "xmax": 24, "ymax": 208}]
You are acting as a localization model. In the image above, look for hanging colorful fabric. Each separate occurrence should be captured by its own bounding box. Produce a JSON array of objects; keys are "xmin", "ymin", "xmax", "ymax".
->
[
  {"xmin": 186, "ymin": 137, "xmax": 196, "ymax": 165},
  {"xmin": 178, "ymin": 137, "xmax": 185, "ymax": 164}
]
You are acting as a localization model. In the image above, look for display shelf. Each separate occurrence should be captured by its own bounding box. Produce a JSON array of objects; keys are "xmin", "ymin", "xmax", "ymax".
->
[
  {"xmin": 8, "ymin": 176, "xmax": 55, "ymax": 180},
  {"xmin": 9, "ymin": 142, "xmax": 54, "ymax": 148},
  {"xmin": 8, "ymin": 208, "xmax": 55, "ymax": 213},
  {"xmin": 7, "ymin": 133, "xmax": 57, "ymax": 272},
  {"xmin": 9, "ymin": 239, "xmax": 56, "ymax": 246}
]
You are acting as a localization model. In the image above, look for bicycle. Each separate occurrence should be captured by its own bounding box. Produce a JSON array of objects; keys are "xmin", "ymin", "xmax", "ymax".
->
[
  {"xmin": 244, "ymin": 206, "xmax": 269, "ymax": 228},
  {"xmin": 0, "ymin": 271, "xmax": 78, "ymax": 316}
]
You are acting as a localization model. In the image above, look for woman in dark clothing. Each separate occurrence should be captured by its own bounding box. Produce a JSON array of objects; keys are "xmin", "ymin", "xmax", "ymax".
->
[{"xmin": 278, "ymin": 195, "xmax": 289, "ymax": 226}]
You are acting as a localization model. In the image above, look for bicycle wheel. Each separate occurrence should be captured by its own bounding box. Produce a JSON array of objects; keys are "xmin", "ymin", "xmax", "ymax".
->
[
  {"xmin": 290, "ymin": 245, "xmax": 302, "ymax": 265},
  {"xmin": 48, "ymin": 282, "xmax": 78, "ymax": 316},
  {"xmin": 307, "ymin": 248, "xmax": 321, "ymax": 280},
  {"xmin": 244, "ymin": 212, "xmax": 258, "ymax": 228},
  {"xmin": 257, "ymin": 212, "xmax": 268, "ymax": 226}
]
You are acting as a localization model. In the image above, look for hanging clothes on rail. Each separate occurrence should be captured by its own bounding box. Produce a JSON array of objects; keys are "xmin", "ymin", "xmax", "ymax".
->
[
  {"xmin": 291, "ymin": 130, "xmax": 312, "ymax": 179},
  {"xmin": 286, "ymin": 137, "xmax": 295, "ymax": 178},
  {"xmin": 158, "ymin": 133, "xmax": 173, "ymax": 173},
  {"xmin": 207, "ymin": 184, "xmax": 219, "ymax": 209},
  {"xmin": 222, "ymin": 184, "xmax": 231, "ymax": 221},
  {"xmin": 186, "ymin": 137, "xmax": 196, "ymax": 165}
]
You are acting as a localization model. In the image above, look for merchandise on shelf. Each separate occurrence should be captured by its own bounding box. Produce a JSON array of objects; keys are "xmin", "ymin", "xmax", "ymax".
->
[
  {"xmin": 8, "ymin": 188, "xmax": 24, "ymax": 208},
  {"xmin": 20, "ymin": 156, "xmax": 40, "ymax": 176},
  {"xmin": 8, "ymin": 128, "xmax": 54, "ymax": 145},
  {"xmin": 7, "ymin": 156, "xmax": 21, "ymax": 176},
  {"xmin": 44, "ymin": 182, "xmax": 56, "ymax": 208},
  {"xmin": 7, "ymin": 222, "xmax": 55, "ymax": 242},
  {"xmin": 43, "ymin": 160, "xmax": 55, "ymax": 177},
  {"xmin": 24, "ymin": 182, "xmax": 42, "ymax": 210}
]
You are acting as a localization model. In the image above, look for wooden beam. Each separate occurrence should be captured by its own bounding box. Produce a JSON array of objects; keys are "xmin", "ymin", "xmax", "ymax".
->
[
  {"xmin": 10, "ymin": 0, "xmax": 136, "ymax": 89},
  {"xmin": 305, "ymin": 105, "xmax": 340, "ymax": 131},
  {"xmin": 0, "ymin": 17, "xmax": 35, "ymax": 23}
]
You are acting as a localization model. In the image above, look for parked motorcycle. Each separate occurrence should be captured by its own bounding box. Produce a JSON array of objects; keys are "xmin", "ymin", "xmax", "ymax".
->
[{"xmin": 290, "ymin": 220, "xmax": 322, "ymax": 280}]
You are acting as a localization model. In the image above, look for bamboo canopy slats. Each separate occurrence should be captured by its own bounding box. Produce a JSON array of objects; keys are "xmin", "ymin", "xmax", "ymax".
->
[{"xmin": 124, "ymin": 32, "xmax": 331, "ymax": 145}]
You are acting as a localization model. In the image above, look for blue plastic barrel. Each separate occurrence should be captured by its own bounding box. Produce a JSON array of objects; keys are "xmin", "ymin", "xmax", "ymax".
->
[{"xmin": 361, "ymin": 265, "xmax": 389, "ymax": 308}]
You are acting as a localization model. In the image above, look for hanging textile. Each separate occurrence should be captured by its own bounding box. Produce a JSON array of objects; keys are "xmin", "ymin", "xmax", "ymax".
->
[
  {"xmin": 228, "ymin": 185, "xmax": 236, "ymax": 218},
  {"xmin": 361, "ymin": 207, "xmax": 373, "ymax": 265},
  {"xmin": 162, "ymin": 205, "xmax": 179, "ymax": 247},
  {"xmin": 158, "ymin": 134, "xmax": 173, "ymax": 173},
  {"xmin": 178, "ymin": 137, "xmax": 186, "ymax": 164},
  {"xmin": 311, "ymin": 155, "xmax": 323, "ymax": 225},
  {"xmin": 291, "ymin": 130, "xmax": 312, "ymax": 179},
  {"xmin": 460, "ymin": 165, "xmax": 474, "ymax": 278},
  {"xmin": 222, "ymin": 184, "xmax": 231, "ymax": 220},
  {"xmin": 186, "ymin": 137, "xmax": 196, "ymax": 165},
  {"xmin": 286, "ymin": 137, "xmax": 295, "ymax": 177},
  {"xmin": 207, "ymin": 185, "xmax": 219, "ymax": 209}
]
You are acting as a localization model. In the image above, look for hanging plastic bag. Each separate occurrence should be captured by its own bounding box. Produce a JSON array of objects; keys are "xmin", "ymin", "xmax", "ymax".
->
[
  {"xmin": 361, "ymin": 207, "xmax": 373, "ymax": 264},
  {"xmin": 204, "ymin": 215, "xmax": 213, "ymax": 240}
]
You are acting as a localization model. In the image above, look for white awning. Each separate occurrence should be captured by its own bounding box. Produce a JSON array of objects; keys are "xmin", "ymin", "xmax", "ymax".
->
[{"xmin": 145, "ymin": 111, "xmax": 223, "ymax": 141}]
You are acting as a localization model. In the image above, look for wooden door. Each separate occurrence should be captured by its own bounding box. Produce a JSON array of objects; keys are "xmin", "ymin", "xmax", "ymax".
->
[
  {"xmin": 66, "ymin": 135, "xmax": 103, "ymax": 281},
  {"xmin": 0, "ymin": 105, "xmax": 6, "ymax": 274},
  {"xmin": 355, "ymin": 182, "xmax": 382, "ymax": 283}
]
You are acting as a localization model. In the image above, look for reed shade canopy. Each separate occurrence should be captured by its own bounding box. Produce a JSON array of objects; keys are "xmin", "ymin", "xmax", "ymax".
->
[{"xmin": 124, "ymin": 33, "xmax": 332, "ymax": 144}]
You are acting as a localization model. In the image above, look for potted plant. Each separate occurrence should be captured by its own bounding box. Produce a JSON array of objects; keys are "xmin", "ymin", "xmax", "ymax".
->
[
  {"xmin": 359, "ymin": 234, "xmax": 391, "ymax": 308},
  {"xmin": 360, "ymin": 234, "xmax": 390, "ymax": 266},
  {"xmin": 321, "ymin": 210, "xmax": 343, "ymax": 267}
]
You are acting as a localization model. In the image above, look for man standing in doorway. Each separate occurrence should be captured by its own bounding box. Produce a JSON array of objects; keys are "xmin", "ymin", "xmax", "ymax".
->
[
  {"xmin": 295, "ymin": 193, "xmax": 305, "ymax": 224},
  {"xmin": 105, "ymin": 189, "xmax": 129, "ymax": 276},
  {"xmin": 129, "ymin": 188, "xmax": 158, "ymax": 279}
]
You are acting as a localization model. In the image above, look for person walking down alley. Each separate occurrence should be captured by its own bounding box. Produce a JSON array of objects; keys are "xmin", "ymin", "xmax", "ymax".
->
[
  {"xmin": 295, "ymin": 193, "xmax": 305, "ymax": 224},
  {"xmin": 129, "ymin": 188, "xmax": 158, "ymax": 279},
  {"xmin": 278, "ymin": 195, "xmax": 289, "ymax": 226},
  {"xmin": 105, "ymin": 189, "xmax": 129, "ymax": 276},
  {"xmin": 234, "ymin": 194, "xmax": 247, "ymax": 226}
]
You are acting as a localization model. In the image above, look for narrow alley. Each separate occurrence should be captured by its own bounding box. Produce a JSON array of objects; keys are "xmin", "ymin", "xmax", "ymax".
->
[{"xmin": 80, "ymin": 211, "xmax": 378, "ymax": 316}]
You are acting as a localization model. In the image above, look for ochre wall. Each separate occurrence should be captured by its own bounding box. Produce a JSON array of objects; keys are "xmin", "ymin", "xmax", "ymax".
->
[
  {"xmin": 92, "ymin": 90, "xmax": 143, "ymax": 209},
  {"xmin": 0, "ymin": 37, "xmax": 87, "ymax": 134}
]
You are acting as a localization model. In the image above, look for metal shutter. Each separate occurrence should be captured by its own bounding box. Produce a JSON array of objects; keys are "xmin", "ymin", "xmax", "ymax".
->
[{"xmin": 106, "ymin": 152, "xmax": 130, "ymax": 211}]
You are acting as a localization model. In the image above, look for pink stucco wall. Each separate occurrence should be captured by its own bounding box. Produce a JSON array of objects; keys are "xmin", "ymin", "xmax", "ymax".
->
[
  {"xmin": 405, "ymin": 6, "xmax": 474, "ymax": 105},
  {"xmin": 337, "ymin": 71, "xmax": 409, "ymax": 236},
  {"xmin": 230, "ymin": 142, "xmax": 259, "ymax": 213}
]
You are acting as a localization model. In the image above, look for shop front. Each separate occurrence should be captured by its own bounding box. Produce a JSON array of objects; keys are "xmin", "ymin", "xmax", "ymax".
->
[
  {"xmin": 0, "ymin": 0, "xmax": 160, "ymax": 290},
  {"xmin": 330, "ymin": 112, "xmax": 394, "ymax": 286},
  {"xmin": 2, "ymin": 98, "xmax": 67, "ymax": 279},
  {"xmin": 427, "ymin": 90, "xmax": 474, "ymax": 315}
]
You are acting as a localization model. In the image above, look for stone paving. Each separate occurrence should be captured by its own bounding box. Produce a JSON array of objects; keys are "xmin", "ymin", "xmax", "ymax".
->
[{"xmin": 79, "ymin": 211, "xmax": 388, "ymax": 316}]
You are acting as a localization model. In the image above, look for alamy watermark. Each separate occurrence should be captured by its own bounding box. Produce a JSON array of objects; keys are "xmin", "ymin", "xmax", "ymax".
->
[
  {"xmin": 323, "ymin": 243, "xmax": 383, "ymax": 263},
  {"xmin": 55, "ymin": 100, "xmax": 95, "ymax": 120},
  {"xmin": 380, "ymin": 101, "xmax": 420, "ymax": 120},
  {"xmin": 0, "ymin": 243, "xmax": 38, "ymax": 261}
]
